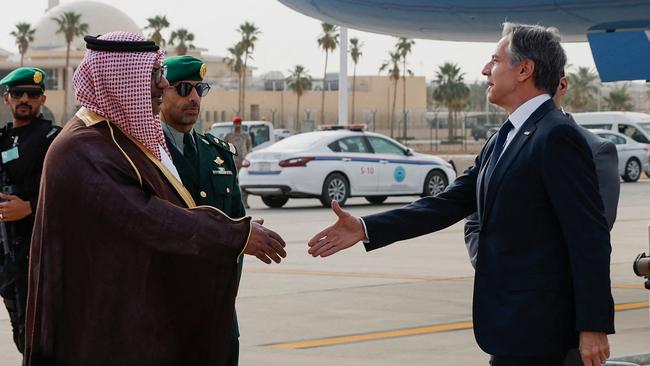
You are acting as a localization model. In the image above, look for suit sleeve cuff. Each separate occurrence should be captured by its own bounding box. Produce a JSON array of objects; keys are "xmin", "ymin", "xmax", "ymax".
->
[{"xmin": 359, "ymin": 217, "xmax": 370, "ymax": 243}]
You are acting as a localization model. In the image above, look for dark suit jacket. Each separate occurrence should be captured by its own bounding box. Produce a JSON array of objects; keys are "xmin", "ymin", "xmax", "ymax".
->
[
  {"xmin": 465, "ymin": 127, "xmax": 620, "ymax": 268},
  {"xmin": 362, "ymin": 99, "xmax": 615, "ymax": 357}
]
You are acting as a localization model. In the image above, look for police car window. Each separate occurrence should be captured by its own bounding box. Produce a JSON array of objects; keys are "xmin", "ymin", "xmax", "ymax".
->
[
  {"xmin": 598, "ymin": 133, "xmax": 625, "ymax": 145},
  {"xmin": 335, "ymin": 137, "xmax": 369, "ymax": 153},
  {"xmin": 368, "ymin": 136, "xmax": 405, "ymax": 155},
  {"xmin": 583, "ymin": 123, "xmax": 612, "ymax": 130},
  {"xmin": 619, "ymin": 124, "xmax": 650, "ymax": 144},
  {"xmin": 249, "ymin": 125, "xmax": 270, "ymax": 147}
]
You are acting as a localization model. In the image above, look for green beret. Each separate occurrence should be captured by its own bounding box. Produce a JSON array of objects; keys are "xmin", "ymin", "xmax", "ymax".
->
[
  {"xmin": 0, "ymin": 67, "xmax": 47, "ymax": 89},
  {"xmin": 163, "ymin": 56, "xmax": 206, "ymax": 84}
]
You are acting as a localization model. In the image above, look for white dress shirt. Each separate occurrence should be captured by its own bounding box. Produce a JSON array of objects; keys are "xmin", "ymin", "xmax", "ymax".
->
[{"xmin": 502, "ymin": 94, "xmax": 551, "ymax": 154}]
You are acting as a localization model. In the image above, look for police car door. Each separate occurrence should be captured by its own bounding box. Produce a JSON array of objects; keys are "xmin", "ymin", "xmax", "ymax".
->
[
  {"xmin": 330, "ymin": 136, "xmax": 378, "ymax": 194},
  {"xmin": 367, "ymin": 136, "xmax": 419, "ymax": 194}
]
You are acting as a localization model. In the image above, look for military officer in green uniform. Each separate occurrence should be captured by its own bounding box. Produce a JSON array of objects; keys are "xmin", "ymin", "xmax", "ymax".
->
[
  {"xmin": 0, "ymin": 67, "xmax": 60, "ymax": 355},
  {"xmin": 160, "ymin": 55, "xmax": 246, "ymax": 366}
]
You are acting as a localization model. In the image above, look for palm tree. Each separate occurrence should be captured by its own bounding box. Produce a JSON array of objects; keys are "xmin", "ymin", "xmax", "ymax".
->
[
  {"xmin": 317, "ymin": 23, "xmax": 339, "ymax": 124},
  {"xmin": 396, "ymin": 37, "xmax": 415, "ymax": 141},
  {"xmin": 565, "ymin": 67, "xmax": 599, "ymax": 112},
  {"xmin": 604, "ymin": 84, "xmax": 634, "ymax": 111},
  {"xmin": 432, "ymin": 62, "xmax": 470, "ymax": 140},
  {"xmin": 224, "ymin": 42, "xmax": 245, "ymax": 116},
  {"xmin": 52, "ymin": 11, "xmax": 88, "ymax": 120},
  {"xmin": 169, "ymin": 28, "xmax": 195, "ymax": 56},
  {"xmin": 379, "ymin": 51, "xmax": 401, "ymax": 138},
  {"xmin": 237, "ymin": 21, "xmax": 261, "ymax": 120},
  {"xmin": 145, "ymin": 15, "xmax": 170, "ymax": 47},
  {"xmin": 286, "ymin": 65, "xmax": 313, "ymax": 127},
  {"xmin": 10, "ymin": 22, "xmax": 36, "ymax": 67},
  {"xmin": 349, "ymin": 37, "xmax": 362, "ymax": 123}
]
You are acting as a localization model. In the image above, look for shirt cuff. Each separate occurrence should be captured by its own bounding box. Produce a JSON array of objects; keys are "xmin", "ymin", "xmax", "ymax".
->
[{"xmin": 359, "ymin": 217, "xmax": 370, "ymax": 243}]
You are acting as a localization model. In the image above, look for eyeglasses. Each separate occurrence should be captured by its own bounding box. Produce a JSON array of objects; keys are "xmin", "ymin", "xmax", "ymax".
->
[
  {"xmin": 151, "ymin": 65, "xmax": 167, "ymax": 84},
  {"xmin": 173, "ymin": 82, "xmax": 211, "ymax": 97},
  {"xmin": 7, "ymin": 88, "xmax": 43, "ymax": 99}
]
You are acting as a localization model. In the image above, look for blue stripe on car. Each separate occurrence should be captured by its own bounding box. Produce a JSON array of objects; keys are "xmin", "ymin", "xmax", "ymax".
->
[{"xmin": 313, "ymin": 156, "xmax": 441, "ymax": 165}]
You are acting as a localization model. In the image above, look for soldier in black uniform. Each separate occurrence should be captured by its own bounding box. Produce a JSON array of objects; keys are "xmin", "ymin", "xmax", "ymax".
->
[
  {"xmin": 160, "ymin": 55, "xmax": 251, "ymax": 366},
  {"xmin": 0, "ymin": 67, "xmax": 60, "ymax": 354}
]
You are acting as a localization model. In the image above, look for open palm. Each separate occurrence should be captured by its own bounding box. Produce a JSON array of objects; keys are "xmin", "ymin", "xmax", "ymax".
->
[{"xmin": 308, "ymin": 200, "xmax": 366, "ymax": 257}]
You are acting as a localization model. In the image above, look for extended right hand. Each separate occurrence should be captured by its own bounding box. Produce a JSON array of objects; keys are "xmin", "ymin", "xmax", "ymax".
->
[
  {"xmin": 245, "ymin": 219, "xmax": 287, "ymax": 264},
  {"xmin": 308, "ymin": 200, "xmax": 365, "ymax": 257}
]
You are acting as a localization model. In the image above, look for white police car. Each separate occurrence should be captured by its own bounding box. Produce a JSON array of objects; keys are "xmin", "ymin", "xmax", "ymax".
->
[{"xmin": 239, "ymin": 125, "xmax": 457, "ymax": 208}]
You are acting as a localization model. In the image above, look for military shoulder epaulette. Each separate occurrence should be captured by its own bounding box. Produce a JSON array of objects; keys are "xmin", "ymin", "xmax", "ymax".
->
[
  {"xmin": 204, "ymin": 133, "xmax": 237, "ymax": 156},
  {"xmin": 46, "ymin": 126, "xmax": 62, "ymax": 140}
]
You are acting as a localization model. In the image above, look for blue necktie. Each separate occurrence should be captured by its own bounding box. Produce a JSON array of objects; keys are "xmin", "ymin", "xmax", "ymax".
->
[{"xmin": 484, "ymin": 120, "xmax": 513, "ymax": 187}]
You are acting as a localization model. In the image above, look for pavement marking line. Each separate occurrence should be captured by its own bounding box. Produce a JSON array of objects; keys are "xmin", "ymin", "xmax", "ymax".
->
[
  {"xmin": 245, "ymin": 267, "xmax": 473, "ymax": 282},
  {"xmin": 245, "ymin": 268, "xmax": 645, "ymax": 289},
  {"xmin": 267, "ymin": 301, "xmax": 649, "ymax": 350},
  {"xmin": 268, "ymin": 321, "xmax": 474, "ymax": 349}
]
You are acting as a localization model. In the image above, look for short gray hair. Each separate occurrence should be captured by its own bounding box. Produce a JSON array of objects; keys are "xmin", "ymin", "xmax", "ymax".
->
[{"xmin": 502, "ymin": 22, "xmax": 567, "ymax": 96}]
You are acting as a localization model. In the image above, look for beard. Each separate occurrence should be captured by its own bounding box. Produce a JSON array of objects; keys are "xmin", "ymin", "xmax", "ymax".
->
[{"xmin": 12, "ymin": 104, "xmax": 39, "ymax": 121}]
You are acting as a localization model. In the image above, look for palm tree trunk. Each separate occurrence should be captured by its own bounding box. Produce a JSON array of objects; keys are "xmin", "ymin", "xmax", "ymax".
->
[
  {"xmin": 351, "ymin": 63, "xmax": 357, "ymax": 124},
  {"xmin": 321, "ymin": 51, "xmax": 328, "ymax": 124},
  {"xmin": 20, "ymin": 53, "xmax": 24, "ymax": 67},
  {"xmin": 391, "ymin": 80, "xmax": 398, "ymax": 138},
  {"xmin": 402, "ymin": 60, "xmax": 407, "ymax": 142},
  {"xmin": 296, "ymin": 95, "xmax": 301, "ymax": 126},
  {"xmin": 447, "ymin": 108, "xmax": 453, "ymax": 140},
  {"xmin": 238, "ymin": 72, "xmax": 243, "ymax": 116},
  {"xmin": 242, "ymin": 53, "xmax": 248, "ymax": 120},
  {"xmin": 63, "ymin": 42, "xmax": 71, "ymax": 122}
]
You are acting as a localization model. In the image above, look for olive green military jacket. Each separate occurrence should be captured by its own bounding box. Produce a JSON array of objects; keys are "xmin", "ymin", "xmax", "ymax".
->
[{"xmin": 164, "ymin": 130, "xmax": 246, "ymax": 338}]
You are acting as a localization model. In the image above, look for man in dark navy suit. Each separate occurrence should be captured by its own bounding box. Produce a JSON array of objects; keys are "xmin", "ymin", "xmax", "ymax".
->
[{"xmin": 308, "ymin": 23, "xmax": 614, "ymax": 366}]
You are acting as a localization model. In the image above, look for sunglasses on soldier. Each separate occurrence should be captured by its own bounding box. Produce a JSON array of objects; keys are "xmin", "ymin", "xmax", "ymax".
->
[
  {"xmin": 173, "ymin": 82, "xmax": 211, "ymax": 97},
  {"xmin": 7, "ymin": 87, "xmax": 43, "ymax": 99}
]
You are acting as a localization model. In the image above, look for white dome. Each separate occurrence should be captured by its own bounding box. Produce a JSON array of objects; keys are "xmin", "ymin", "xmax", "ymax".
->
[{"xmin": 31, "ymin": 1, "xmax": 142, "ymax": 51}]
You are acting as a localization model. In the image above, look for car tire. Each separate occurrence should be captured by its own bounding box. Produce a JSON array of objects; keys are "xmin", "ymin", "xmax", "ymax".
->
[
  {"xmin": 622, "ymin": 158, "xmax": 641, "ymax": 182},
  {"xmin": 261, "ymin": 195, "xmax": 289, "ymax": 208},
  {"xmin": 365, "ymin": 196, "xmax": 387, "ymax": 205},
  {"xmin": 422, "ymin": 170, "xmax": 448, "ymax": 196},
  {"xmin": 320, "ymin": 173, "xmax": 349, "ymax": 208}
]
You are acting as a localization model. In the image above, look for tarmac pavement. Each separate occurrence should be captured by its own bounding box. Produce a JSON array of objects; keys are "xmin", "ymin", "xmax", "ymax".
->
[{"xmin": 1, "ymin": 178, "xmax": 648, "ymax": 365}]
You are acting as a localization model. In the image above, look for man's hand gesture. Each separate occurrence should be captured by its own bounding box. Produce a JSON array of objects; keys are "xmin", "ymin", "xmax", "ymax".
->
[
  {"xmin": 245, "ymin": 219, "xmax": 287, "ymax": 264},
  {"xmin": 308, "ymin": 200, "xmax": 365, "ymax": 257}
]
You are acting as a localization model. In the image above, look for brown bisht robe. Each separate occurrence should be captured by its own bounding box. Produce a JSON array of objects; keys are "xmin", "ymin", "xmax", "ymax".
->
[{"xmin": 25, "ymin": 108, "xmax": 252, "ymax": 366}]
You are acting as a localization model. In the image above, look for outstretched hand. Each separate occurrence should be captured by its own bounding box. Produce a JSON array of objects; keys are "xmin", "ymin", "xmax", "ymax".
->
[
  {"xmin": 245, "ymin": 218, "xmax": 287, "ymax": 264},
  {"xmin": 308, "ymin": 200, "xmax": 365, "ymax": 257}
]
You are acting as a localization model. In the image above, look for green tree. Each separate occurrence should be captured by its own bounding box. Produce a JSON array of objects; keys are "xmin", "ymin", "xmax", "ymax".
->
[
  {"xmin": 396, "ymin": 37, "xmax": 415, "ymax": 141},
  {"xmin": 145, "ymin": 15, "xmax": 170, "ymax": 47},
  {"xmin": 237, "ymin": 21, "xmax": 261, "ymax": 120},
  {"xmin": 317, "ymin": 23, "xmax": 339, "ymax": 124},
  {"xmin": 169, "ymin": 28, "xmax": 195, "ymax": 56},
  {"xmin": 349, "ymin": 37, "xmax": 362, "ymax": 123},
  {"xmin": 379, "ymin": 51, "xmax": 401, "ymax": 138},
  {"xmin": 224, "ymin": 42, "xmax": 245, "ymax": 116},
  {"xmin": 565, "ymin": 67, "xmax": 599, "ymax": 112},
  {"xmin": 432, "ymin": 62, "xmax": 470, "ymax": 140},
  {"xmin": 10, "ymin": 22, "xmax": 36, "ymax": 67},
  {"xmin": 52, "ymin": 11, "xmax": 88, "ymax": 120},
  {"xmin": 604, "ymin": 84, "xmax": 634, "ymax": 111},
  {"xmin": 286, "ymin": 65, "xmax": 313, "ymax": 127}
]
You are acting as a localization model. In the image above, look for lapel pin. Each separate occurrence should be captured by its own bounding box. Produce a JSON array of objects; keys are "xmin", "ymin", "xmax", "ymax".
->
[
  {"xmin": 523, "ymin": 131, "xmax": 531, "ymax": 136},
  {"xmin": 215, "ymin": 157, "xmax": 224, "ymax": 166}
]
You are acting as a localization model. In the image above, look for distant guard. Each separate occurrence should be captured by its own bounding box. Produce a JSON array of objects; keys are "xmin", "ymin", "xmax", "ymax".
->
[{"xmin": 0, "ymin": 67, "xmax": 60, "ymax": 356}]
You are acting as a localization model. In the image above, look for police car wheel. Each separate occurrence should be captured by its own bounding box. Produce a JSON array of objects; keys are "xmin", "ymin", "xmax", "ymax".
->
[
  {"xmin": 261, "ymin": 195, "xmax": 289, "ymax": 208},
  {"xmin": 365, "ymin": 196, "xmax": 387, "ymax": 205},
  {"xmin": 320, "ymin": 173, "xmax": 349, "ymax": 208},
  {"xmin": 622, "ymin": 158, "xmax": 641, "ymax": 182},
  {"xmin": 423, "ymin": 170, "xmax": 448, "ymax": 196}
]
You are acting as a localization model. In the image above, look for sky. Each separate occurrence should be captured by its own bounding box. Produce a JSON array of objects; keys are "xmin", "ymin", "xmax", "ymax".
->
[{"xmin": 0, "ymin": 0, "xmax": 599, "ymax": 83}]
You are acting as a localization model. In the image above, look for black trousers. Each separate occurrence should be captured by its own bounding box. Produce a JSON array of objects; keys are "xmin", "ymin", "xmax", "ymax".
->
[{"xmin": 490, "ymin": 349, "xmax": 583, "ymax": 366}]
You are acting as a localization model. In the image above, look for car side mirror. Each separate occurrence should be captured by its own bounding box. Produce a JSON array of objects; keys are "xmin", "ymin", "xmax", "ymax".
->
[{"xmin": 405, "ymin": 147, "xmax": 414, "ymax": 156}]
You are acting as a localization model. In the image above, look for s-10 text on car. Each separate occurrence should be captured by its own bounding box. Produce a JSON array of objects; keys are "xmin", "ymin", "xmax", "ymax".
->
[{"xmin": 239, "ymin": 128, "xmax": 456, "ymax": 208}]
